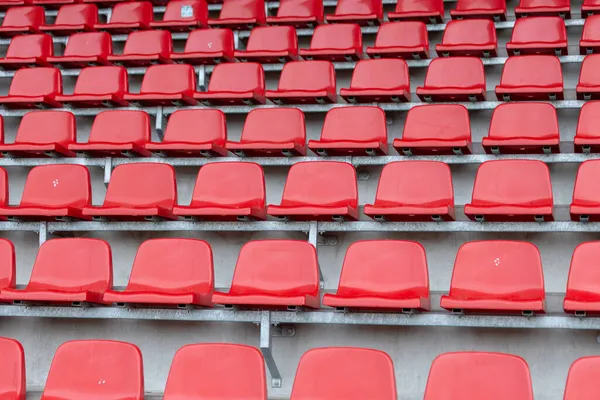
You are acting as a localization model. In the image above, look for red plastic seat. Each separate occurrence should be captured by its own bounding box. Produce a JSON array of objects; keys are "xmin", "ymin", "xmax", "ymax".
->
[
  {"xmin": 212, "ymin": 240, "xmax": 320, "ymax": 309},
  {"xmin": 149, "ymin": 0, "xmax": 208, "ymax": 32},
  {"xmin": 0, "ymin": 6, "xmax": 44, "ymax": 37},
  {"xmin": 267, "ymin": 161, "xmax": 359, "ymax": 221},
  {"xmin": 164, "ymin": 344, "xmax": 266, "ymax": 400},
  {"xmin": 495, "ymin": 55, "xmax": 564, "ymax": 101},
  {"xmin": 209, "ymin": 0, "xmax": 266, "ymax": 29},
  {"xmin": 41, "ymin": 340, "xmax": 143, "ymax": 400},
  {"xmin": 234, "ymin": 26, "xmax": 299, "ymax": 63},
  {"xmin": 0, "ymin": 337, "xmax": 24, "ymax": 400},
  {"xmin": 424, "ymin": 352, "xmax": 534, "ymax": 399},
  {"xmin": 564, "ymin": 242, "xmax": 600, "ymax": 314},
  {"xmin": 266, "ymin": 61, "xmax": 336, "ymax": 104},
  {"xmin": 570, "ymin": 161, "xmax": 600, "ymax": 221},
  {"xmin": 0, "ymin": 238, "xmax": 111, "ymax": 304},
  {"xmin": 108, "ymin": 30, "xmax": 173, "ymax": 67},
  {"xmin": 194, "ymin": 63, "xmax": 265, "ymax": 105},
  {"xmin": 170, "ymin": 28, "xmax": 235, "ymax": 64},
  {"xmin": 450, "ymin": 0, "xmax": 507, "ymax": 20},
  {"xmin": 290, "ymin": 348, "xmax": 396, "ymax": 400},
  {"xmin": 482, "ymin": 103, "xmax": 560, "ymax": 154},
  {"xmin": 393, "ymin": 104, "xmax": 472, "ymax": 155},
  {"xmin": 577, "ymin": 54, "xmax": 600, "ymax": 99},
  {"xmin": 323, "ymin": 240, "xmax": 430, "ymax": 311},
  {"xmin": 506, "ymin": 17, "xmax": 567, "ymax": 55},
  {"xmin": 364, "ymin": 161, "xmax": 454, "ymax": 221},
  {"xmin": 465, "ymin": 160, "xmax": 554, "ymax": 222},
  {"xmin": 266, "ymin": 0, "xmax": 324, "ymax": 28},
  {"xmin": 564, "ymin": 357, "xmax": 600, "ymax": 398},
  {"xmin": 145, "ymin": 109, "xmax": 228, "ymax": 157},
  {"xmin": 308, "ymin": 106, "xmax": 388, "ymax": 156},
  {"xmin": 366, "ymin": 21, "xmax": 429, "ymax": 59},
  {"xmin": 55, "ymin": 66, "xmax": 129, "ymax": 108},
  {"xmin": 94, "ymin": 2, "xmax": 153, "ymax": 33},
  {"xmin": 515, "ymin": 0, "xmax": 570, "ymax": 18},
  {"xmin": 583, "ymin": 0, "xmax": 600, "ymax": 17},
  {"xmin": 575, "ymin": 101, "xmax": 600, "ymax": 153},
  {"xmin": 299, "ymin": 24, "xmax": 363, "ymax": 61},
  {"xmin": 0, "ymin": 67, "xmax": 62, "ymax": 109},
  {"xmin": 226, "ymin": 108, "xmax": 307, "ymax": 157},
  {"xmin": 46, "ymin": 32, "xmax": 113, "ymax": 68},
  {"xmin": 440, "ymin": 241, "xmax": 545, "ymax": 314},
  {"xmin": 124, "ymin": 64, "xmax": 198, "ymax": 106},
  {"xmin": 436, "ymin": 19, "xmax": 498, "ymax": 57},
  {"xmin": 326, "ymin": 0, "xmax": 383, "ymax": 25},
  {"xmin": 0, "ymin": 111, "xmax": 76, "ymax": 157},
  {"xmin": 40, "ymin": 4, "xmax": 98, "ymax": 36},
  {"xmin": 340, "ymin": 59, "xmax": 410, "ymax": 103},
  {"xmin": 82, "ymin": 163, "xmax": 177, "ymax": 221},
  {"xmin": 0, "ymin": 34, "xmax": 53, "ymax": 69},
  {"xmin": 0, "ymin": 240, "xmax": 15, "ymax": 291},
  {"xmin": 417, "ymin": 57, "xmax": 486, "ymax": 102},
  {"xmin": 581, "ymin": 15, "xmax": 600, "ymax": 54},
  {"xmin": 388, "ymin": 0, "xmax": 443, "ymax": 23},
  {"xmin": 173, "ymin": 162, "xmax": 266, "ymax": 221}
]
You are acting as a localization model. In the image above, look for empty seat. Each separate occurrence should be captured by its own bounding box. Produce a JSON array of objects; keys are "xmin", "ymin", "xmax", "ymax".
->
[
  {"xmin": 0, "ymin": 6, "xmax": 44, "ymax": 37},
  {"xmin": 0, "ymin": 34, "xmax": 53, "ymax": 69},
  {"xmin": 482, "ymin": 103, "xmax": 560, "ymax": 154},
  {"xmin": 393, "ymin": 104, "xmax": 472, "ymax": 155},
  {"xmin": 571, "ymin": 161, "xmax": 600, "ymax": 221},
  {"xmin": 173, "ymin": 162, "xmax": 266, "ymax": 221},
  {"xmin": 124, "ymin": 64, "xmax": 198, "ymax": 106},
  {"xmin": 290, "ymin": 348, "xmax": 396, "ymax": 400},
  {"xmin": 417, "ymin": 57, "xmax": 486, "ymax": 102},
  {"xmin": 424, "ymin": 352, "xmax": 534, "ymax": 399},
  {"xmin": 388, "ymin": 0, "xmax": 444, "ymax": 23},
  {"xmin": 46, "ymin": 32, "xmax": 113, "ymax": 68},
  {"xmin": 82, "ymin": 163, "xmax": 177, "ymax": 221},
  {"xmin": 226, "ymin": 108, "xmax": 307, "ymax": 157},
  {"xmin": 55, "ymin": 66, "xmax": 129, "ymax": 108},
  {"xmin": 40, "ymin": 4, "xmax": 98, "ymax": 36},
  {"xmin": 266, "ymin": 0, "xmax": 324, "ymax": 27},
  {"xmin": 0, "ymin": 68, "xmax": 62, "ymax": 109},
  {"xmin": 266, "ymin": 61, "xmax": 336, "ymax": 104},
  {"xmin": 209, "ymin": 0, "xmax": 266, "ymax": 29},
  {"xmin": 234, "ymin": 26, "xmax": 299, "ymax": 63},
  {"xmin": 436, "ymin": 19, "xmax": 498, "ymax": 57},
  {"xmin": 145, "ymin": 109, "xmax": 228, "ymax": 157},
  {"xmin": 564, "ymin": 357, "xmax": 600, "ymax": 398},
  {"xmin": 267, "ymin": 162, "xmax": 359, "ymax": 221},
  {"xmin": 464, "ymin": 160, "xmax": 554, "ymax": 222},
  {"xmin": 323, "ymin": 240, "xmax": 431, "ymax": 311},
  {"xmin": 495, "ymin": 55, "xmax": 564, "ymax": 101},
  {"xmin": 441, "ymin": 241, "xmax": 545, "ymax": 314},
  {"xmin": 194, "ymin": 63, "xmax": 265, "ymax": 105},
  {"xmin": 575, "ymin": 101, "xmax": 600, "ymax": 153},
  {"xmin": 299, "ymin": 24, "xmax": 363, "ymax": 61},
  {"xmin": 366, "ymin": 21, "xmax": 429, "ymax": 59},
  {"xmin": 506, "ymin": 17, "xmax": 568, "ymax": 55},
  {"xmin": 149, "ymin": 0, "xmax": 208, "ymax": 32},
  {"xmin": 340, "ymin": 59, "xmax": 411, "ymax": 103},
  {"xmin": 364, "ymin": 161, "xmax": 455, "ymax": 221},
  {"xmin": 577, "ymin": 54, "xmax": 600, "ymax": 99},
  {"xmin": 212, "ymin": 240, "xmax": 320, "ymax": 309},
  {"xmin": 308, "ymin": 106, "xmax": 388, "ymax": 156},
  {"xmin": 326, "ymin": 0, "xmax": 383, "ymax": 25},
  {"xmin": 95, "ymin": 2, "xmax": 153, "ymax": 33},
  {"xmin": 0, "ymin": 337, "xmax": 24, "ymax": 400},
  {"xmin": 0, "ymin": 240, "xmax": 15, "ymax": 291},
  {"xmin": 515, "ymin": 0, "xmax": 570, "ymax": 18},
  {"xmin": 450, "ymin": 0, "xmax": 507, "ymax": 20},
  {"xmin": 108, "ymin": 30, "xmax": 173, "ymax": 67},
  {"xmin": 583, "ymin": 0, "xmax": 600, "ymax": 17},
  {"xmin": 41, "ymin": 340, "xmax": 143, "ymax": 399},
  {"xmin": 564, "ymin": 242, "xmax": 600, "ymax": 314},
  {"xmin": 0, "ymin": 238, "xmax": 111, "ymax": 304},
  {"xmin": 581, "ymin": 15, "xmax": 600, "ymax": 54},
  {"xmin": 170, "ymin": 28, "xmax": 235, "ymax": 64}
]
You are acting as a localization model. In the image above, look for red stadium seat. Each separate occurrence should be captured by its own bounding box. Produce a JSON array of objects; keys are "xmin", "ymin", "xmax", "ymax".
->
[
  {"xmin": 308, "ymin": 106, "xmax": 388, "ymax": 156},
  {"xmin": 82, "ymin": 163, "xmax": 177, "ymax": 221},
  {"xmin": 0, "ymin": 240, "xmax": 15, "ymax": 291},
  {"xmin": 340, "ymin": 59, "xmax": 411, "ymax": 103},
  {"xmin": 41, "ymin": 340, "xmax": 143, "ymax": 400},
  {"xmin": 482, "ymin": 103, "xmax": 560, "ymax": 154},
  {"xmin": 0, "ymin": 337, "xmax": 24, "ymax": 400},
  {"xmin": 364, "ymin": 161, "xmax": 455, "ymax": 221},
  {"xmin": 94, "ymin": 2, "xmax": 153, "ymax": 33},
  {"xmin": 46, "ymin": 32, "xmax": 112, "ymax": 68},
  {"xmin": 441, "ymin": 241, "xmax": 545, "ymax": 314},
  {"xmin": 0, "ymin": 238, "xmax": 111, "ymax": 304},
  {"xmin": 0, "ymin": 67, "xmax": 62, "ymax": 109},
  {"xmin": 208, "ymin": 0, "xmax": 266, "ymax": 29},
  {"xmin": 570, "ymin": 161, "xmax": 600, "ymax": 221},
  {"xmin": 0, "ymin": 34, "xmax": 53, "ymax": 69},
  {"xmin": 194, "ymin": 63, "xmax": 265, "ymax": 105},
  {"xmin": 290, "ymin": 348, "xmax": 396, "ymax": 400},
  {"xmin": 149, "ymin": 0, "xmax": 208, "ymax": 32},
  {"xmin": 267, "ymin": 162, "xmax": 359, "ymax": 221},
  {"xmin": 212, "ymin": 240, "xmax": 320, "ymax": 309},
  {"xmin": 266, "ymin": 61, "xmax": 336, "ymax": 104},
  {"xmin": 417, "ymin": 57, "xmax": 486, "ymax": 102},
  {"xmin": 164, "ymin": 344, "xmax": 266, "ymax": 400},
  {"xmin": 393, "ymin": 104, "xmax": 472, "ymax": 155},
  {"xmin": 564, "ymin": 357, "xmax": 600, "ymax": 398},
  {"xmin": 581, "ymin": 15, "xmax": 600, "ymax": 54},
  {"xmin": 40, "ymin": 4, "xmax": 98, "ymax": 36},
  {"xmin": 495, "ymin": 55, "xmax": 564, "ymax": 101},
  {"xmin": 234, "ymin": 26, "xmax": 299, "ymax": 63},
  {"xmin": 515, "ymin": 0, "xmax": 570, "ymax": 18},
  {"xmin": 583, "ymin": 0, "xmax": 600, "ymax": 17},
  {"xmin": 0, "ymin": 6, "xmax": 44, "ymax": 37},
  {"xmin": 564, "ymin": 242, "xmax": 600, "ymax": 314},
  {"xmin": 124, "ymin": 64, "xmax": 198, "ymax": 106},
  {"xmin": 266, "ymin": 0, "xmax": 324, "ymax": 27},
  {"xmin": 575, "ymin": 101, "xmax": 600, "ymax": 153},
  {"xmin": 108, "ymin": 30, "xmax": 173, "ymax": 66},
  {"xmin": 173, "ymin": 162, "xmax": 266, "ymax": 221},
  {"xmin": 170, "ymin": 28, "xmax": 235, "ymax": 64},
  {"xmin": 424, "ymin": 352, "xmax": 534, "ymax": 399},
  {"xmin": 450, "ymin": 0, "xmax": 507, "ymax": 20},
  {"xmin": 577, "ymin": 54, "xmax": 600, "ymax": 99},
  {"xmin": 0, "ymin": 111, "xmax": 76, "ymax": 157},
  {"xmin": 55, "ymin": 66, "xmax": 129, "ymax": 108},
  {"xmin": 299, "ymin": 24, "xmax": 363, "ymax": 61},
  {"xmin": 326, "ymin": 0, "xmax": 383, "ymax": 25},
  {"xmin": 388, "ymin": 0, "xmax": 444, "ymax": 23},
  {"xmin": 366, "ymin": 21, "xmax": 429, "ymax": 59},
  {"xmin": 465, "ymin": 160, "xmax": 554, "ymax": 222},
  {"xmin": 436, "ymin": 19, "xmax": 498, "ymax": 57},
  {"xmin": 226, "ymin": 108, "xmax": 307, "ymax": 157},
  {"xmin": 145, "ymin": 109, "xmax": 228, "ymax": 157},
  {"xmin": 506, "ymin": 17, "xmax": 567, "ymax": 55},
  {"xmin": 323, "ymin": 240, "xmax": 431, "ymax": 311}
]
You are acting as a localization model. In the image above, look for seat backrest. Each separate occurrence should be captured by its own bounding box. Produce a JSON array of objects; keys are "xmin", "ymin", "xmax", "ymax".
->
[
  {"xmin": 564, "ymin": 356, "xmax": 600, "ymax": 399},
  {"xmin": 240, "ymin": 108, "xmax": 305, "ymax": 144},
  {"xmin": 163, "ymin": 109, "xmax": 227, "ymax": 144},
  {"xmin": 19, "ymin": 165, "xmax": 91, "ymax": 209},
  {"xmin": 73, "ymin": 66, "xmax": 128, "ymax": 97},
  {"xmin": 276, "ymin": 0, "xmax": 324, "ymax": 19},
  {"xmin": 183, "ymin": 28, "xmax": 235, "ymax": 53},
  {"xmin": 310, "ymin": 23, "xmax": 362, "ymax": 50},
  {"xmin": 0, "ymin": 168, "xmax": 7, "ymax": 208},
  {"xmin": 510, "ymin": 16, "xmax": 566, "ymax": 43},
  {"xmin": 140, "ymin": 64, "xmax": 197, "ymax": 95},
  {"xmin": 3, "ymin": 6, "xmax": 45, "ymax": 27},
  {"xmin": 277, "ymin": 60, "xmax": 335, "ymax": 91},
  {"xmin": 335, "ymin": 0, "xmax": 382, "ymax": 15},
  {"xmin": 424, "ymin": 57, "xmax": 485, "ymax": 88},
  {"xmin": 424, "ymin": 352, "xmax": 533, "ymax": 400},
  {"xmin": 576, "ymin": 101, "xmax": 600, "ymax": 139},
  {"xmin": 0, "ymin": 337, "xmax": 24, "ymax": 400},
  {"xmin": 291, "ymin": 347, "xmax": 396, "ymax": 400},
  {"xmin": 219, "ymin": 0, "xmax": 266, "ymax": 20},
  {"xmin": 8, "ymin": 68, "xmax": 62, "ymax": 97},
  {"xmin": 54, "ymin": 4, "xmax": 98, "ymax": 26},
  {"xmin": 500, "ymin": 55, "xmax": 563, "ymax": 87},
  {"xmin": 108, "ymin": 1, "xmax": 153, "ymax": 24},
  {"xmin": 208, "ymin": 63, "xmax": 264, "ymax": 93},
  {"xmin": 349, "ymin": 59, "xmax": 409, "ymax": 90},
  {"xmin": 578, "ymin": 54, "xmax": 600, "ymax": 86},
  {"xmin": 88, "ymin": 110, "xmax": 149, "ymax": 145},
  {"xmin": 582, "ymin": 14, "xmax": 600, "ymax": 41},
  {"xmin": 42, "ymin": 340, "xmax": 143, "ymax": 400},
  {"xmin": 320, "ymin": 106, "xmax": 386, "ymax": 143},
  {"xmin": 122, "ymin": 30, "xmax": 172, "ymax": 57},
  {"xmin": 403, "ymin": 104, "xmax": 471, "ymax": 141},
  {"xmin": 5, "ymin": 34, "xmax": 53, "ymax": 59},
  {"xmin": 374, "ymin": 21, "xmax": 428, "ymax": 48},
  {"xmin": 63, "ymin": 32, "xmax": 112, "ymax": 58},
  {"xmin": 488, "ymin": 103, "xmax": 558, "ymax": 139},
  {"xmin": 164, "ymin": 343, "xmax": 266, "ymax": 400},
  {"xmin": 103, "ymin": 163, "xmax": 177, "ymax": 209},
  {"xmin": 572, "ymin": 160, "xmax": 600, "ymax": 206},
  {"xmin": 442, "ymin": 19, "xmax": 496, "ymax": 45},
  {"xmin": 246, "ymin": 26, "xmax": 297, "ymax": 52},
  {"xmin": 0, "ymin": 239, "xmax": 15, "ymax": 291},
  {"xmin": 162, "ymin": 0, "xmax": 208, "ymax": 22},
  {"xmin": 566, "ymin": 241, "xmax": 600, "ymax": 302},
  {"xmin": 16, "ymin": 111, "xmax": 76, "ymax": 146}
]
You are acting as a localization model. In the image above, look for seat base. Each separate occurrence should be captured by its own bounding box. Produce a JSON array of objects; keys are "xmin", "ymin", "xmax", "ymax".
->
[
  {"xmin": 266, "ymin": 90, "xmax": 336, "ymax": 105},
  {"xmin": 194, "ymin": 91, "xmax": 266, "ymax": 106},
  {"xmin": 417, "ymin": 87, "xmax": 486, "ymax": 102},
  {"xmin": 325, "ymin": 14, "xmax": 382, "ymax": 26},
  {"xmin": 0, "ymin": 57, "xmax": 49, "ymax": 70},
  {"xmin": 570, "ymin": 205, "xmax": 600, "ymax": 221},
  {"xmin": 108, "ymin": 54, "xmax": 173, "ymax": 67},
  {"xmin": 506, "ymin": 42, "xmax": 568, "ymax": 56},
  {"xmin": 464, "ymin": 205, "xmax": 554, "ymax": 222},
  {"xmin": 323, "ymin": 294, "xmax": 430, "ymax": 311},
  {"xmin": 514, "ymin": 6, "xmax": 571, "ymax": 18},
  {"xmin": 172, "ymin": 205, "xmax": 267, "ymax": 221},
  {"xmin": 208, "ymin": 18, "xmax": 262, "ymax": 30},
  {"xmin": 340, "ymin": 88, "xmax": 410, "ymax": 103},
  {"xmin": 436, "ymin": 44, "xmax": 498, "ymax": 57},
  {"xmin": 0, "ymin": 289, "xmax": 106, "ymax": 305},
  {"xmin": 46, "ymin": 55, "xmax": 112, "ymax": 69},
  {"xmin": 0, "ymin": 206, "xmax": 91, "ymax": 221},
  {"xmin": 441, "ymin": 296, "xmax": 546, "ymax": 314},
  {"xmin": 103, "ymin": 290, "xmax": 213, "ymax": 307},
  {"xmin": 170, "ymin": 52, "xmax": 234, "ymax": 65},
  {"xmin": 366, "ymin": 46, "xmax": 429, "ymax": 60},
  {"xmin": 495, "ymin": 86, "xmax": 564, "ymax": 101},
  {"xmin": 69, "ymin": 143, "xmax": 151, "ymax": 157},
  {"xmin": 266, "ymin": 15, "xmax": 322, "ymax": 28},
  {"xmin": 226, "ymin": 141, "xmax": 307, "ymax": 157},
  {"xmin": 564, "ymin": 298, "xmax": 600, "ymax": 315},
  {"xmin": 0, "ymin": 143, "xmax": 75, "ymax": 158},
  {"xmin": 387, "ymin": 11, "xmax": 444, "ymax": 23},
  {"xmin": 0, "ymin": 96, "xmax": 62, "ymax": 109},
  {"xmin": 94, "ymin": 22, "xmax": 149, "ymax": 34},
  {"xmin": 145, "ymin": 142, "xmax": 229, "ymax": 157},
  {"xmin": 299, "ymin": 48, "xmax": 362, "ymax": 62},
  {"xmin": 82, "ymin": 206, "xmax": 178, "ymax": 221},
  {"xmin": 363, "ymin": 204, "xmax": 455, "ymax": 222},
  {"xmin": 450, "ymin": 9, "xmax": 507, "ymax": 20},
  {"xmin": 55, "ymin": 94, "xmax": 129, "ymax": 108},
  {"xmin": 308, "ymin": 140, "xmax": 388, "ymax": 156},
  {"xmin": 267, "ymin": 205, "xmax": 359, "ymax": 221},
  {"xmin": 574, "ymin": 136, "xmax": 600, "ymax": 153},
  {"xmin": 234, "ymin": 50, "xmax": 298, "ymax": 64},
  {"xmin": 123, "ymin": 93, "xmax": 198, "ymax": 107},
  {"xmin": 212, "ymin": 292, "xmax": 320, "ymax": 309},
  {"xmin": 149, "ymin": 20, "xmax": 206, "ymax": 32},
  {"xmin": 392, "ymin": 139, "xmax": 472, "ymax": 155},
  {"xmin": 482, "ymin": 138, "xmax": 560, "ymax": 154}
]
